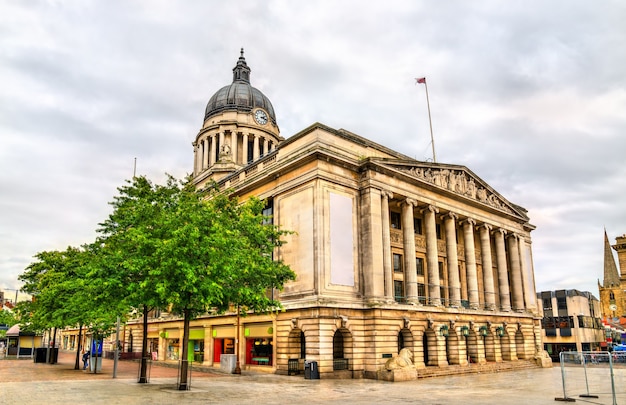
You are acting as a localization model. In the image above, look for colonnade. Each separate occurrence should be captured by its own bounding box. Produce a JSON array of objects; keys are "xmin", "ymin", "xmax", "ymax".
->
[
  {"xmin": 194, "ymin": 130, "xmax": 277, "ymax": 174},
  {"xmin": 379, "ymin": 191, "xmax": 534, "ymax": 312}
]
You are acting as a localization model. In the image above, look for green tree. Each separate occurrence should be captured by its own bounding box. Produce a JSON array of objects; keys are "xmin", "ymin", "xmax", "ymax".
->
[
  {"xmin": 92, "ymin": 174, "xmax": 295, "ymax": 388},
  {"xmin": 0, "ymin": 307, "xmax": 19, "ymax": 342},
  {"xmin": 0, "ymin": 308, "xmax": 18, "ymax": 327},
  {"xmin": 96, "ymin": 175, "xmax": 178, "ymax": 382},
  {"xmin": 19, "ymin": 245, "xmax": 122, "ymax": 370},
  {"xmin": 158, "ymin": 181, "xmax": 295, "ymax": 389}
]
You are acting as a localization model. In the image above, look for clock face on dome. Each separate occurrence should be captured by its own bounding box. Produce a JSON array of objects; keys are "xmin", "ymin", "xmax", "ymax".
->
[{"xmin": 254, "ymin": 109, "xmax": 268, "ymax": 125}]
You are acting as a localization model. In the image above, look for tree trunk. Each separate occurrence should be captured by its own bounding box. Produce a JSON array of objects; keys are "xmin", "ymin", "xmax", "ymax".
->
[
  {"xmin": 177, "ymin": 309, "xmax": 191, "ymax": 390},
  {"xmin": 74, "ymin": 325, "xmax": 83, "ymax": 370},
  {"xmin": 92, "ymin": 336, "xmax": 99, "ymax": 374},
  {"xmin": 138, "ymin": 304, "xmax": 149, "ymax": 383},
  {"xmin": 50, "ymin": 327, "xmax": 57, "ymax": 364},
  {"xmin": 46, "ymin": 329, "xmax": 52, "ymax": 364}
]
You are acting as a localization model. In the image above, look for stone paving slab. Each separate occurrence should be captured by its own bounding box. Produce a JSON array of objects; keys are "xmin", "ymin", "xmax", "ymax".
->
[{"xmin": 2, "ymin": 352, "xmax": 625, "ymax": 404}]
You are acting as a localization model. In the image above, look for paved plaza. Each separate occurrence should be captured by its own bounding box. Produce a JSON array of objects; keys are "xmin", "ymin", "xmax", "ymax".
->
[{"xmin": 1, "ymin": 351, "xmax": 624, "ymax": 404}]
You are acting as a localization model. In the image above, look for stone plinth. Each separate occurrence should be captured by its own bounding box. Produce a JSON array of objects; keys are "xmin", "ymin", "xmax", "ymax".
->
[{"xmin": 377, "ymin": 367, "xmax": 417, "ymax": 382}]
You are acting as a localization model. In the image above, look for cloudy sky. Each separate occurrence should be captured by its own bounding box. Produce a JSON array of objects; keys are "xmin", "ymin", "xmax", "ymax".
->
[{"xmin": 1, "ymin": 0, "xmax": 625, "ymax": 302}]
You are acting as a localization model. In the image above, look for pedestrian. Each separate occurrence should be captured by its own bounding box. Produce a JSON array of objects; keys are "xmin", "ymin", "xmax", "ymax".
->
[{"xmin": 82, "ymin": 350, "xmax": 90, "ymax": 370}]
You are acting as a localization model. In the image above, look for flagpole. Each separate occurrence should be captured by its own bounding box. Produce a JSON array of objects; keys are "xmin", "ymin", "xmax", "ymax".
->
[{"xmin": 416, "ymin": 77, "xmax": 436, "ymax": 163}]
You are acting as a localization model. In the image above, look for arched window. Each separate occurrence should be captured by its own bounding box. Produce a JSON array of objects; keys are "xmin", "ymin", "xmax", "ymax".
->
[{"xmin": 333, "ymin": 330, "xmax": 344, "ymax": 359}]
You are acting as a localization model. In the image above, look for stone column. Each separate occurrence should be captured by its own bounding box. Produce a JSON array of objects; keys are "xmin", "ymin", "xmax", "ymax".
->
[
  {"xmin": 209, "ymin": 134, "xmax": 216, "ymax": 166},
  {"xmin": 479, "ymin": 224, "xmax": 496, "ymax": 310},
  {"xmin": 508, "ymin": 234, "xmax": 525, "ymax": 312},
  {"xmin": 193, "ymin": 143, "xmax": 200, "ymax": 173},
  {"xmin": 494, "ymin": 229, "xmax": 511, "ymax": 311},
  {"xmin": 253, "ymin": 135, "xmax": 260, "ymax": 161},
  {"xmin": 381, "ymin": 190, "xmax": 394, "ymax": 301},
  {"xmin": 202, "ymin": 138, "xmax": 209, "ymax": 169},
  {"xmin": 520, "ymin": 237, "xmax": 537, "ymax": 311},
  {"xmin": 422, "ymin": 205, "xmax": 440, "ymax": 306},
  {"xmin": 242, "ymin": 133, "xmax": 249, "ymax": 164},
  {"xmin": 360, "ymin": 188, "xmax": 385, "ymax": 303},
  {"xmin": 402, "ymin": 198, "xmax": 419, "ymax": 303},
  {"xmin": 444, "ymin": 212, "xmax": 461, "ymax": 307},
  {"xmin": 230, "ymin": 131, "xmax": 238, "ymax": 164},
  {"xmin": 263, "ymin": 137, "xmax": 269, "ymax": 157},
  {"xmin": 463, "ymin": 219, "xmax": 479, "ymax": 309},
  {"xmin": 218, "ymin": 131, "xmax": 225, "ymax": 160}
]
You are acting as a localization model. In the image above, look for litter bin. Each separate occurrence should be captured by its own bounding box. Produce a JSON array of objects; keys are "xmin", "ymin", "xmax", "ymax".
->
[
  {"xmin": 304, "ymin": 360, "xmax": 319, "ymax": 379},
  {"xmin": 34, "ymin": 348, "xmax": 47, "ymax": 363}
]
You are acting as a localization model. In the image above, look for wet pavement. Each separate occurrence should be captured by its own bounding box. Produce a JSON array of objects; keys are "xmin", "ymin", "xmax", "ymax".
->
[{"xmin": 1, "ymin": 351, "xmax": 624, "ymax": 404}]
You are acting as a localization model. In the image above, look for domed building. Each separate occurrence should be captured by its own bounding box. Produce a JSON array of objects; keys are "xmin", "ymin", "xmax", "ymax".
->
[
  {"xmin": 193, "ymin": 49, "xmax": 282, "ymax": 185},
  {"xmin": 118, "ymin": 50, "xmax": 549, "ymax": 380}
]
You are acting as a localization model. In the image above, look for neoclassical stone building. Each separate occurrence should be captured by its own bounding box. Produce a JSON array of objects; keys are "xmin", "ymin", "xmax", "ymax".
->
[{"xmin": 82, "ymin": 51, "xmax": 546, "ymax": 379}]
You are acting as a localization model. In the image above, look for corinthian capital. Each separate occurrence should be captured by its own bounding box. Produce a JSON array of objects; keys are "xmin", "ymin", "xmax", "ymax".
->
[
  {"xmin": 444, "ymin": 212, "xmax": 458, "ymax": 221},
  {"xmin": 381, "ymin": 190, "xmax": 394, "ymax": 200},
  {"xmin": 462, "ymin": 218, "xmax": 476, "ymax": 227},
  {"xmin": 403, "ymin": 198, "xmax": 418, "ymax": 207},
  {"xmin": 420, "ymin": 204, "xmax": 439, "ymax": 214}
]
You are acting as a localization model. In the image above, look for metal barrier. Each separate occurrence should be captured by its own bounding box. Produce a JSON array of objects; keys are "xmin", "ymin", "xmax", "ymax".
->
[{"xmin": 556, "ymin": 351, "xmax": 625, "ymax": 404}]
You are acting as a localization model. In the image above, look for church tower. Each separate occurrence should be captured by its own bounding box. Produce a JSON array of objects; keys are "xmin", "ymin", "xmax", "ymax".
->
[
  {"xmin": 598, "ymin": 230, "xmax": 626, "ymax": 320},
  {"xmin": 192, "ymin": 49, "xmax": 282, "ymax": 188}
]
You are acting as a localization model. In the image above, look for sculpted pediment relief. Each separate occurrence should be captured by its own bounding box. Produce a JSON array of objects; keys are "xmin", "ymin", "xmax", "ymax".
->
[{"xmin": 383, "ymin": 162, "xmax": 520, "ymax": 216}]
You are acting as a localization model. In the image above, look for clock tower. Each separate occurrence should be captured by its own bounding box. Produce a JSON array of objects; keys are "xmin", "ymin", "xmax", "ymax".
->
[{"xmin": 192, "ymin": 49, "xmax": 282, "ymax": 188}]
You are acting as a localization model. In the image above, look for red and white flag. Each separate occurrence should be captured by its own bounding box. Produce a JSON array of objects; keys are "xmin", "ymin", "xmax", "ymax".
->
[{"xmin": 415, "ymin": 77, "xmax": 426, "ymax": 84}]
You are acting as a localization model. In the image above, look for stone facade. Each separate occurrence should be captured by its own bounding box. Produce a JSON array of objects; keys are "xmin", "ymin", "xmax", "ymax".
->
[{"xmin": 61, "ymin": 51, "xmax": 547, "ymax": 379}]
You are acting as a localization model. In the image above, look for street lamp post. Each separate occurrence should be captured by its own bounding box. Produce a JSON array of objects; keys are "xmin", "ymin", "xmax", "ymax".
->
[
  {"xmin": 234, "ymin": 305, "xmax": 241, "ymax": 374},
  {"xmin": 1, "ymin": 288, "xmax": 19, "ymax": 306}
]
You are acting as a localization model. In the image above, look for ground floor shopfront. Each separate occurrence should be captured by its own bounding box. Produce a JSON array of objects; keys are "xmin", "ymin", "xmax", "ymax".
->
[{"xmin": 60, "ymin": 305, "xmax": 548, "ymax": 379}]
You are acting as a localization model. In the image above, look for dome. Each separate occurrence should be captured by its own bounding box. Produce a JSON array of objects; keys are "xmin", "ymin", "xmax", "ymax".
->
[{"xmin": 204, "ymin": 49, "xmax": 277, "ymax": 124}]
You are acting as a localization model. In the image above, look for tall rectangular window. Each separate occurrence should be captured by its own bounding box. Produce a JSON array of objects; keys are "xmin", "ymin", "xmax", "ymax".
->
[
  {"xmin": 393, "ymin": 253, "xmax": 403, "ymax": 273},
  {"xmin": 247, "ymin": 140, "xmax": 254, "ymax": 163},
  {"xmin": 414, "ymin": 218, "xmax": 422, "ymax": 235},
  {"xmin": 436, "ymin": 223, "xmax": 442, "ymax": 239},
  {"xmin": 394, "ymin": 281, "xmax": 404, "ymax": 303},
  {"xmin": 391, "ymin": 212, "xmax": 401, "ymax": 229},
  {"xmin": 438, "ymin": 261, "xmax": 445, "ymax": 281},
  {"xmin": 417, "ymin": 283, "xmax": 426, "ymax": 304},
  {"xmin": 262, "ymin": 198, "xmax": 273, "ymax": 225},
  {"xmin": 543, "ymin": 298, "xmax": 552, "ymax": 311},
  {"xmin": 416, "ymin": 257, "xmax": 424, "ymax": 276}
]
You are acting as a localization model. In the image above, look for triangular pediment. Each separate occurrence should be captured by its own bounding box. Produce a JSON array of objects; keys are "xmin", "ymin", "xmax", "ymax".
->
[{"xmin": 376, "ymin": 160, "xmax": 527, "ymax": 219}]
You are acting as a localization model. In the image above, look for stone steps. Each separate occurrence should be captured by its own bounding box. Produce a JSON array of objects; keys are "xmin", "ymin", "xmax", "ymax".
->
[{"xmin": 417, "ymin": 360, "xmax": 541, "ymax": 378}]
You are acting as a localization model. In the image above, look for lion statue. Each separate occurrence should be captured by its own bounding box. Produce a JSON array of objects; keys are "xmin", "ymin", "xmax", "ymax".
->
[{"xmin": 384, "ymin": 348, "xmax": 414, "ymax": 371}]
